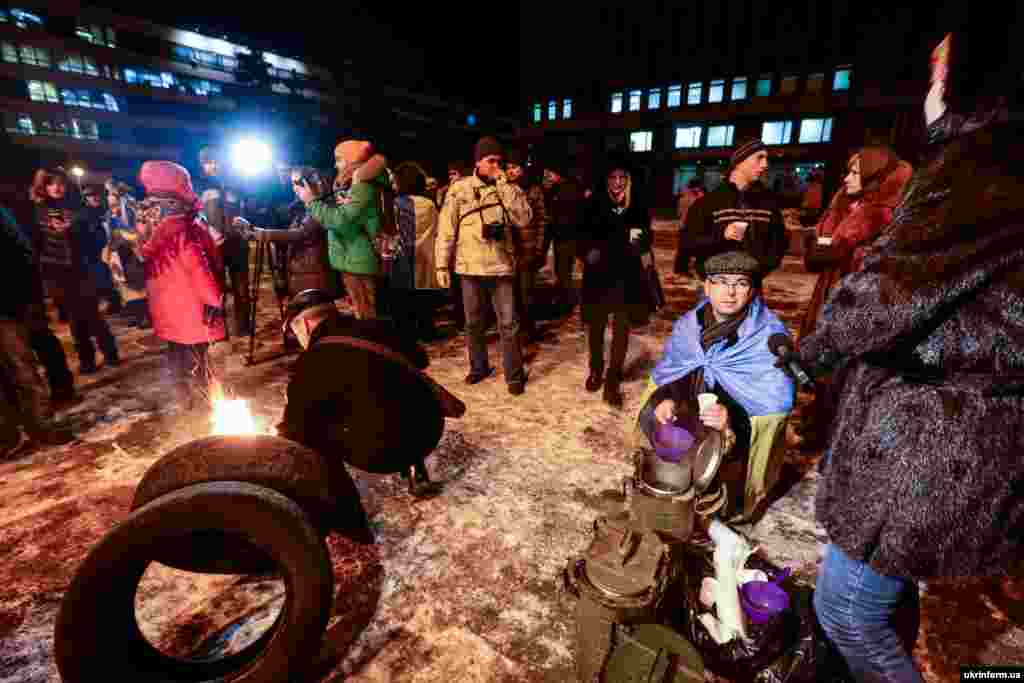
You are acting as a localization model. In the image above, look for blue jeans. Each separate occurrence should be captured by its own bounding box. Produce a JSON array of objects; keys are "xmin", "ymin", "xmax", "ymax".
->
[
  {"xmin": 461, "ymin": 275, "xmax": 524, "ymax": 384},
  {"xmin": 814, "ymin": 543, "xmax": 923, "ymax": 683}
]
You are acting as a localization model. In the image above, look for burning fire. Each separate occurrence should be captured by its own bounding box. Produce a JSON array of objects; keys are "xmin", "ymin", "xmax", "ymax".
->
[{"xmin": 209, "ymin": 381, "xmax": 259, "ymax": 435}]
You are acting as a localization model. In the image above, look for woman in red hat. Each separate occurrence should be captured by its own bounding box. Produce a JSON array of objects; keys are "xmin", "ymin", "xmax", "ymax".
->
[{"xmin": 138, "ymin": 161, "xmax": 225, "ymax": 410}]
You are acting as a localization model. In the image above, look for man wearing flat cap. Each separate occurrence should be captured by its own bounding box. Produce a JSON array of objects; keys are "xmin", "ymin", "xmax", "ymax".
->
[
  {"xmin": 435, "ymin": 136, "xmax": 534, "ymax": 395},
  {"xmin": 631, "ymin": 250, "xmax": 795, "ymax": 522},
  {"xmin": 276, "ymin": 288, "xmax": 465, "ymax": 497},
  {"xmin": 681, "ymin": 139, "xmax": 787, "ymax": 284}
]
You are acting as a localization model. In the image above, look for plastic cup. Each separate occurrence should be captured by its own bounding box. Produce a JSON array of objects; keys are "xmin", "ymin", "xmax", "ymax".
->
[
  {"xmin": 697, "ymin": 393, "xmax": 718, "ymax": 413},
  {"xmin": 739, "ymin": 580, "xmax": 790, "ymax": 624},
  {"xmin": 654, "ymin": 422, "xmax": 696, "ymax": 462},
  {"xmin": 817, "ymin": 236, "xmax": 833, "ymax": 246}
]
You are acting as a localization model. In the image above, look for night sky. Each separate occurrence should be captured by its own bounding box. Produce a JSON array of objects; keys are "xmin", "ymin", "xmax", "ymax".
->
[{"xmin": 88, "ymin": 2, "xmax": 1016, "ymax": 117}]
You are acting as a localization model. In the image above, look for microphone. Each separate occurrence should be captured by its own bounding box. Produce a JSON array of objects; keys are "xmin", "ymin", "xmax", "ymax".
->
[{"xmin": 768, "ymin": 333, "xmax": 813, "ymax": 388}]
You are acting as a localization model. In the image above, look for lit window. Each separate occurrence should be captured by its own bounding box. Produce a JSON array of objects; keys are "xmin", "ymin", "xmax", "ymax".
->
[
  {"xmin": 807, "ymin": 73, "xmax": 825, "ymax": 94},
  {"xmin": 628, "ymin": 90, "xmax": 642, "ymax": 111},
  {"xmin": 761, "ymin": 121, "xmax": 793, "ymax": 145},
  {"xmin": 10, "ymin": 9, "xmax": 43, "ymax": 29},
  {"xmin": 161, "ymin": 72, "xmax": 175, "ymax": 88},
  {"xmin": 18, "ymin": 114, "xmax": 35, "ymax": 135},
  {"xmin": 102, "ymin": 93, "xmax": 118, "ymax": 111},
  {"xmin": 28, "ymin": 80, "xmax": 45, "ymax": 101},
  {"xmin": 780, "ymin": 75, "xmax": 798, "ymax": 95},
  {"xmin": 687, "ymin": 82, "xmax": 702, "ymax": 105},
  {"xmin": 84, "ymin": 56, "xmax": 99, "ymax": 77},
  {"xmin": 75, "ymin": 25, "xmax": 96, "ymax": 43},
  {"xmin": 674, "ymin": 125, "xmax": 702, "ymax": 149},
  {"xmin": 173, "ymin": 45, "xmax": 194, "ymax": 62},
  {"xmin": 0, "ymin": 9, "xmax": 6, "ymax": 22},
  {"xmin": 562, "ymin": 98, "xmax": 572, "ymax": 119},
  {"xmin": 708, "ymin": 79, "xmax": 725, "ymax": 103},
  {"xmin": 706, "ymin": 125, "xmax": 735, "ymax": 147},
  {"xmin": 731, "ymin": 77, "xmax": 747, "ymax": 100},
  {"xmin": 611, "ymin": 92, "xmax": 623, "ymax": 113},
  {"xmin": 105, "ymin": 27, "xmax": 116, "ymax": 48},
  {"xmin": 2, "ymin": 43, "xmax": 18, "ymax": 63},
  {"xmin": 756, "ymin": 75, "xmax": 772, "ymax": 97},
  {"xmin": 533, "ymin": 103, "xmax": 541, "ymax": 122},
  {"xmin": 33, "ymin": 46, "xmax": 49, "ymax": 68},
  {"xmin": 833, "ymin": 67, "xmax": 851, "ymax": 91},
  {"xmin": 629, "ymin": 130, "xmax": 653, "ymax": 152},
  {"xmin": 196, "ymin": 50, "xmax": 218, "ymax": 67},
  {"xmin": 799, "ymin": 117, "xmax": 833, "ymax": 143},
  {"xmin": 271, "ymin": 82, "xmax": 291, "ymax": 95},
  {"xmin": 673, "ymin": 165, "xmax": 699, "ymax": 195},
  {"xmin": 59, "ymin": 53, "xmax": 84, "ymax": 74},
  {"xmin": 220, "ymin": 55, "xmax": 237, "ymax": 70},
  {"xmin": 76, "ymin": 90, "xmax": 92, "ymax": 108},
  {"xmin": 124, "ymin": 68, "xmax": 138, "ymax": 84},
  {"xmin": 43, "ymin": 82, "xmax": 58, "ymax": 103},
  {"xmin": 667, "ymin": 84, "xmax": 682, "ymax": 108},
  {"xmin": 71, "ymin": 118, "xmax": 98, "ymax": 140},
  {"xmin": 60, "ymin": 88, "xmax": 77, "ymax": 106},
  {"xmin": 548, "ymin": 100, "xmax": 557, "ymax": 120},
  {"xmin": 648, "ymin": 88, "xmax": 661, "ymax": 110}
]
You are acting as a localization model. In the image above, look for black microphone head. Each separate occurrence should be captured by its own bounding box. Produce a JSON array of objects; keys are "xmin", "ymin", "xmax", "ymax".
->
[{"xmin": 767, "ymin": 333, "xmax": 793, "ymax": 356}]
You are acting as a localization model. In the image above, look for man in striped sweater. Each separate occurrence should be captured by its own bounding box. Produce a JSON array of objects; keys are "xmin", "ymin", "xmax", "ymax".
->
[{"xmin": 683, "ymin": 139, "xmax": 787, "ymax": 284}]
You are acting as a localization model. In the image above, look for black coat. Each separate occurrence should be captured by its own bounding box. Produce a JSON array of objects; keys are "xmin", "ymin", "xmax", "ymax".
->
[
  {"xmin": 277, "ymin": 315, "xmax": 441, "ymax": 475},
  {"xmin": 577, "ymin": 191, "xmax": 655, "ymax": 325},
  {"xmin": 798, "ymin": 120, "xmax": 1024, "ymax": 579}
]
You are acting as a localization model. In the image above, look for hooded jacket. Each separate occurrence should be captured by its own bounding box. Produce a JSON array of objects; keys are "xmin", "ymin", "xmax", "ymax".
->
[{"xmin": 306, "ymin": 154, "xmax": 389, "ymax": 276}]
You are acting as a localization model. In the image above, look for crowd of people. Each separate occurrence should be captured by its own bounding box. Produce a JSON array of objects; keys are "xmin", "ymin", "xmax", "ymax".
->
[{"xmin": 0, "ymin": 14, "xmax": 1021, "ymax": 681}]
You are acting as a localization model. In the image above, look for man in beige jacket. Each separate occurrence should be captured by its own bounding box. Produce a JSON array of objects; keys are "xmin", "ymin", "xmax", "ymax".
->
[{"xmin": 435, "ymin": 137, "xmax": 533, "ymax": 395}]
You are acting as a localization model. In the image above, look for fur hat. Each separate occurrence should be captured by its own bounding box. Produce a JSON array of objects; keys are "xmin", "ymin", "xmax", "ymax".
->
[
  {"xmin": 139, "ymin": 161, "xmax": 197, "ymax": 205},
  {"xmin": 473, "ymin": 136, "xmax": 504, "ymax": 162},
  {"xmin": 704, "ymin": 251, "xmax": 760, "ymax": 278}
]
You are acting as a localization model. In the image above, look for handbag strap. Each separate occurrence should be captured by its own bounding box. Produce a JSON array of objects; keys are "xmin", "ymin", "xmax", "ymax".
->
[{"xmin": 317, "ymin": 335, "xmax": 465, "ymax": 418}]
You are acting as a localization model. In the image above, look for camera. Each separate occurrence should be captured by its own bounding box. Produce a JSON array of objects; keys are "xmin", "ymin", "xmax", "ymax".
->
[{"xmin": 481, "ymin": 222, "xmax": 506, "ymax": 242}]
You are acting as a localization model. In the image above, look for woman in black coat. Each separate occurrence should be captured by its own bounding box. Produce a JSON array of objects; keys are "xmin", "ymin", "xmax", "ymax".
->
[
  {"xmin": 577, "ymin": 158, "xmax": 655, "ymax": 407},
  {"xmin": 797, "ymin": 17, "xmax": 1024, "ymax": 681}
]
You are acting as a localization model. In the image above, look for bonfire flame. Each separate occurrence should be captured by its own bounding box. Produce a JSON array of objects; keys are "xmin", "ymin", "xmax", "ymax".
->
[{"xmin": 209, "ymin": 381, "xmax": 259, "ymax": 435}]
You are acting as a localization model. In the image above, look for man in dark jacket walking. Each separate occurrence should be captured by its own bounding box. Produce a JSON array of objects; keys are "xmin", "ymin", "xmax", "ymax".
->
[
  {"xmin": 540, "ymin": 159, "xmax": 586, "ymax": 310},
  {"xmin": 276, "ymin": 289, "xmax": 464, "ymax": 498},
  {"xmin": 684, "ymin": 140, "xmax": 787, "ymax": 283}
]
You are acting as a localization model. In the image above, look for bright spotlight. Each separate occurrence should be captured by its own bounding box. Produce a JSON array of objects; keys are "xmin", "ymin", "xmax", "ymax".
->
[
  {"xmin": 231, "ymin": 138, "xmax": 273, "ymax": 177},
  {"xmin": 69, "ymin": 166, "xmax": 85, "ymax": 178}
]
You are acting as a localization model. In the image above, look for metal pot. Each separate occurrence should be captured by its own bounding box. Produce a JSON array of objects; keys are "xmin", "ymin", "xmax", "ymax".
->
[{"xmin": 636, "ymin": 448, "xmax": 692, "ymax": 495}]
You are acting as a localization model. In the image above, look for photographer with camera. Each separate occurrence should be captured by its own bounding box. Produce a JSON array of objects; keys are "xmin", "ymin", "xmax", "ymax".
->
[{"xmin": 435, "ymin": 137, "xmax": 533, "ymax": 395}]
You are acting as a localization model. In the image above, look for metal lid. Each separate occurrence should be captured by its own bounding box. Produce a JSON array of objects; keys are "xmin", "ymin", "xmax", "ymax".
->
[
  {"xmin": 691, "ymin": 431, "xmax": 724, "ymax": 493},
  {"xmin": 581, "ymin": 515, "xmax": 665, "ymax": 601}
]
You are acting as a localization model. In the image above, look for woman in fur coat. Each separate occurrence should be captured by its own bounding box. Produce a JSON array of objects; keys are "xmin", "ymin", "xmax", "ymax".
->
[{"xmin": 796, "ymin": 18, "xmax": 1024, "ymax": 681}]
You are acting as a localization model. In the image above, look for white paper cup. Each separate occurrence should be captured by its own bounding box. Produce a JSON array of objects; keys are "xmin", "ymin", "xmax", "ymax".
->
[
  {"xmin": 817, "ymin": 236, "xmax": 833, "ymax": 246},
  {"xmin": 697, "ymin": 393, "xmax": 718, "ymax": 412}
]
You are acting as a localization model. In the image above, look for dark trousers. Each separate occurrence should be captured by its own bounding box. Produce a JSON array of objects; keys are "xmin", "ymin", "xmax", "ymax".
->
[
  {"xmin": 224, "ymin": 238, "xmax": 251, "ymax": 335},
  {"xmin": 24, "ymin": 304, "xmax": 73, "ymax": 395},
  {"xmin": 461, "ymin": 275, "xmax": 524, "ymax": 384},
  {"xmin": 0, "ymin": 319, "xmax": 52, "ymax": 432},
  {"xmin": 47, "ymin": 272, "xmax": 117, "ymax": 369},
  {"xmin": 586, "ymin": 306, "xmax": 631, "ymax": 381},
  {"xmin": 167, "ymin": 341, "xmax": 211, "ymax": 407},
  {"xmin": 450, "ymin": 272, "xmax": 466, "ymax": 329},
  {"xmin": 516, "ymin": 268, "xmax": 537, "ymax": 338},
  {"xmin": 553, "ymin": 238, "xmax": 577, "ymax": 306}
]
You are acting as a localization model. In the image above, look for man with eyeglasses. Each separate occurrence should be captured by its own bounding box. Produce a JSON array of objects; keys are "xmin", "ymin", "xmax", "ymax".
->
[
  {"xmin": 684, "ymin": 139, "xmax": 787, "ymax": 287},
  {"xmin": 632, "ymin": 250, "xmax": 795, "ymax": 523},
  {"xmin": 435, "ymin": 136, "xmax": 534, "ymax": 395}
]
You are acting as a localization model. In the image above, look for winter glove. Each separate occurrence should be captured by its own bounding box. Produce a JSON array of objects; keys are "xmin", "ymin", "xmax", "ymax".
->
[
  {"xmin": 629, "ymin": 228, "xmax": 643, "ymax": 243},
  {"xmin": 436, "ymin": 270, "xmax": 451, "ymax": 289}
]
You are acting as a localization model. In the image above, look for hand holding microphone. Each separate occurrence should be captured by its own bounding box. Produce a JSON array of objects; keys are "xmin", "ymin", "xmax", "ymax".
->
[{"xmin": 768, "ymin": 333, "xmax": 813, "ymax": 388}]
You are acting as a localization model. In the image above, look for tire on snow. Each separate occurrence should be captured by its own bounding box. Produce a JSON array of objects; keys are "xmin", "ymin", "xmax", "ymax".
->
[
  {"xmin": 55, "ymin": 481, "xmax": 334, "ymax": 683},
  {"xmin": 131, "ymin": 434, "xmax": 370, "ymax": 574}
]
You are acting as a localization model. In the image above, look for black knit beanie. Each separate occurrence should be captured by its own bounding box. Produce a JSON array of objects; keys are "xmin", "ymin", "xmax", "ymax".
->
[
  {"xmin": 729, "ymin": 139, "xmax": 767, "ymax": 171},
  {"xmin": 474, "ymin": 136, "xmax": 504, "ymax": 162}
]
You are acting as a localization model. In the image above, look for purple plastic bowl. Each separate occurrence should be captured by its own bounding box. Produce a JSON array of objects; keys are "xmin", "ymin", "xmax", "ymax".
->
[
  {"xmin": 739, "ymin": 581, "xmax": 790, "ymax": 624},
  {"xmin": 654, "ymin": 423, "xmax": 696, "ymax": 462}
]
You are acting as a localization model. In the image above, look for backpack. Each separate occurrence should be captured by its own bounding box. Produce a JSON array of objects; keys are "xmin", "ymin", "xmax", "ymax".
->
[{"xmin": 371, "ymin": 185, "xmax": 401, "ymax": 277}]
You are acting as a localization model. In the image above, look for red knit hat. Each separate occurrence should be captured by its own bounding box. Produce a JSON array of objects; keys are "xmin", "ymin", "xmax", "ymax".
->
[{"xmin": 139, "ymin": 161, "xmax": 198, "ymax": 204}]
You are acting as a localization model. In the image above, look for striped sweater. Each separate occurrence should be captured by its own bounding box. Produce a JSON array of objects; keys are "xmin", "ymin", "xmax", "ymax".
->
[{"xmin": 680, "ymin": 180, "xmax": 787, "ymax": 279}]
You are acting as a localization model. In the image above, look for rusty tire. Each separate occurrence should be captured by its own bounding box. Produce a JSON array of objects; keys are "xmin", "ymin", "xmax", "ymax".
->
[
  {"xmin": 132, "ymin": 434, "xmax": 369, "ymax": 573},
  {"xmin": 55, "ymin": 481, "xmax": 333, "ymax": 683}
]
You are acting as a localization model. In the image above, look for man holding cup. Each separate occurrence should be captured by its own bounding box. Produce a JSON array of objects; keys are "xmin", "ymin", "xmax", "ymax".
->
[
  {"xmin": 683, "ymin": 139, "xmax": 788, "ymax": 290},
  {"xmin": 631, "ymin": 251, "xmax": 795, "ymax": 522}
]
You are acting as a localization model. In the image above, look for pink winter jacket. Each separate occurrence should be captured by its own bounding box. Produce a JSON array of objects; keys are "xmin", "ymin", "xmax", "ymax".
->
[{"xmin": 142, "ymin": 213, "xmax": 226, "ymax": 345}]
